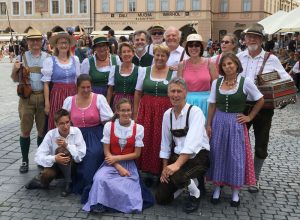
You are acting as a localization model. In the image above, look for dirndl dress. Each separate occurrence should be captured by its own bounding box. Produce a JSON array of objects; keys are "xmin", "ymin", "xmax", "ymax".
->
[
  {"xmin": 206, "ymin": 77, "xmax": 256, "ymax": 188},
  {"xmin": 47, "ymin": 56, "xmax": 77, "ymax": 130},
  {"xmin": 83, "ymin": 121, "xmax": 154, "ymax": 213},
  {"xmin": 68, "ymin": 94, "xmax": 105, "ymax": 203},
  {"xmin": 136, "ymin": 67, "xmax": 173, "ymax": 175}
]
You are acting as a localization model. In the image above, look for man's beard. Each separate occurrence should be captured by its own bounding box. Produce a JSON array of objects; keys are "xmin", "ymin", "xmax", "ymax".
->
[
  {"xmin": 136, "ymin": 46, "xmax": 145, "ymax": 52},
  {"xmin": 248, "ymin": 44, "xmax": 259, "ymax": 52}
]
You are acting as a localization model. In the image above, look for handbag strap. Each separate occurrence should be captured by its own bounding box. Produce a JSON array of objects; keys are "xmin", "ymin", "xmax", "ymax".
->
[{"xmin": 258, "ymin": 52, "xmax": 271, "ymax": 76}]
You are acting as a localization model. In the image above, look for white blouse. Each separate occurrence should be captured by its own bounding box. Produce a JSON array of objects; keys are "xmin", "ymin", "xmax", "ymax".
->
[
  {"xmin": 208, "ymin": 75, "xmax": 263, "ymax": 103},
  {"xmin": 41, "ymin": 56, "xmax": 81, "ymax": 82},
  {"xmin": 135, "ymin": 66, "xmax": 177, "ymax": 91},
  {"xmin": 62, "ymin": 93, "xmax": 113, "ymax": 122},
  {"xmin": 102, "ymin": 119, "xmax": 144, "ymax": 147}
]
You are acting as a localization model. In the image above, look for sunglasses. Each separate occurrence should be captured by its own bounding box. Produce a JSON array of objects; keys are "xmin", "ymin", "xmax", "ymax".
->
[
  {"xmin": 221, "ymin": 40, "xmax": 231, "ymax": 44},
  {"xmin": 152, "ymin": 31, "xmax": 164, "ymax": 36},
  {"xmin": 187, "ymin": 43, "xmax": 201, "ymax": 48}
]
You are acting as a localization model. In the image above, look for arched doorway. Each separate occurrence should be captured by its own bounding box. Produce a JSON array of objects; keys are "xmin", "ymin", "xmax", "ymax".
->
[
  {"xmin": 234, "ymin": 29, "xmax": 244, "ymax": 39},
  {"xmin": 123, "ymin": 26, "xmax": 133, "ymax": 31},
  {"xmin": 102, "ymin": 26, "xmax": 111, "ymax": 31},
  {"xmin": 179, "ymin": 25, "xmax": 197, "ymax": 45}
]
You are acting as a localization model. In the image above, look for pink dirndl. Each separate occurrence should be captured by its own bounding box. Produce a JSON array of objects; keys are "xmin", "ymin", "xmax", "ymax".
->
[
  {"xmin": 137, "ymin": 95, "xmax": 172, "ymax": 175},
  {"xmin": 48, "ymin": 83, "xmax": 76, "ymax": 130}
]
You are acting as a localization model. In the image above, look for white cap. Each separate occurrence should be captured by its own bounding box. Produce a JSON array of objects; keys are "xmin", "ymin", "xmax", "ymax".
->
[{"xmin": 186, "ymin": 33, "xmax": 203, "ymax": 42}]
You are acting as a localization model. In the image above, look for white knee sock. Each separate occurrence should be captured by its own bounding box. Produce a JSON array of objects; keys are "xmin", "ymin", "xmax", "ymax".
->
[
  {"xmin": 213, "ymin": 186, "xmax": 221, "ymax": 199},
  {"xmin": 232, "ymin": 189, "xmax": 240, "ymax": 202},
  {"xmin": 188, "ymin": 179, "xmax": 200, "ymax": 198}
]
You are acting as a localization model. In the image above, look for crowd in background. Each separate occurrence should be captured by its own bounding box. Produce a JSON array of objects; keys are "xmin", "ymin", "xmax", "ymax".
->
[{"xmin": 7, "ymin": 23, "xmax": 296, "ymax": 214}]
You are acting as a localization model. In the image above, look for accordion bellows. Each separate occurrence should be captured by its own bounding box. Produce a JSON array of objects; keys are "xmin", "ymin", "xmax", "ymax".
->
[{"xmin": 257, "ymin": 72, "xmax": 297, "ymax": 109}]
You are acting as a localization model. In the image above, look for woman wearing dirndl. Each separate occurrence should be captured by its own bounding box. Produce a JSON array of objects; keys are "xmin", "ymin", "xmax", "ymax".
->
[
  {"xmin": 80, "ymin": 35, "xmax": 121, "ymax": 96},
  {"xmin": 177, "ymin": 34, "xmax": 218, "ymax": 118},
  {"xmin": 107, "ymin": 42, "xmax": 145, "ymax": 111},
  {"xmin": 83, "ymin": 98, "xmax": 153, "ymax": 213},
  {"xmin": 42, "ymin": 32, "xmax": 80, "ymax": 131},
  {"xmin": 206, "ymin": 52, "xmax": 264, "ymax": 207},
  {"xmin": 63, "ymin": 74, "xmax": 113, "ymax": 203},
  {"xmin": 134, "ymin": 44, "xmax": 176, "ymax": 180}
]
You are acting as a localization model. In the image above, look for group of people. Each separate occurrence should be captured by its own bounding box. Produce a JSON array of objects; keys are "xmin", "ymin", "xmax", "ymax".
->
[{"xmin": 10, "ymin": 22, "xmax": 293, "ymax": 214}]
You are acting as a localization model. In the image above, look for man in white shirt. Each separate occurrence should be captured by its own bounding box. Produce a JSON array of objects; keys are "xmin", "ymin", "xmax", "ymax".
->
[
  {"xmin": 25, "ymin": 109, "xmax": 86, "ymax": 197},
  {"xmin": 164, "ymin": 26, "xmax": 189, "ymax": 70},
  {"xmin": 237, "ymin": 23, "xmax": 292, "ymax": 193},
  {"xmin": 155, "ymin": 77, "xmax": 210, "ymax": 213}
]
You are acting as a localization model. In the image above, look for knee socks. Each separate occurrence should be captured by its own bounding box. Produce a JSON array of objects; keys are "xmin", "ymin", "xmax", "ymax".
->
[
  {"xmin": 188, "ymin": 179, "xmax": 200, "ymax": 198},
  {"xmin": 232, "ymin": 189, "xmax": 240, "ymax": 202},
  {"xmin": 213, "ymin": 186, "xmax": 221, "ymax": 199},
  {"xmin": 20, "ymin": 136, "xmax": 30, "ymax": 162}
]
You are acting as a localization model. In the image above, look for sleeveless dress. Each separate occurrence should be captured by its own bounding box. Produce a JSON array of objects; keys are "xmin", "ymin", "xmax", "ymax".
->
[
  {"xmin": 183, "ymin": 58, "xmax": 212, "ymax": 118},
  {"xmin": 69, "ymin": 93, "xmax": 105, "ymax": 203},
  {"xmin": 137, "ymin": 67, "xmax": 173, "ymax": 175},
  {"xmin": 206, "ymin": 77, "xmax": 256, "ymax": 188},
  {"xmin": 89, "ymin": 55, "xmax": 117, "ymax": 96},
  {"xmin": 47, "ymin": 56, "xmax": 77, "ymax": 130},
  {"xmin": 112, "ymin": 65, "xmax": 139, "ymax": 110},
  {"xmin": 83, "ymin": 121, "xmax": 144, "ymax": 213}
]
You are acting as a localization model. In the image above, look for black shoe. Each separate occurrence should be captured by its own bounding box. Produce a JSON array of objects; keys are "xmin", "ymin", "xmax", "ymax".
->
[
  {"xmin": 230, "ymin": 199, "xmax": 240, "ymax": 207},
  {"xmin": 183, "ymin": 196, "xmax": 200, "ymax": 213},
  {"xmin": 210, "ymin": 197, "xmax": 221, "ymax": 205},
  {"xmin": 248, "ymin": 181, "xmax": 260, "ymax": 193},
  {"xmin": 61, "ymin": 183, "xmax": 72, "ymax": 197},
  {"xmin": 19, "ymin": 162, "xmax": 29, "ymax": 173},
  {"xmin": 25, "ymin": 177, "xmax": 48, "ymax": 189}
]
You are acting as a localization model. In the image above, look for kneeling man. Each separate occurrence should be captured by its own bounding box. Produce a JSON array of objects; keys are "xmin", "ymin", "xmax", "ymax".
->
[
  {"xmin": 26, "ymin": 109, "xmax": 86, "ymax": 197},
  {"xmin": 155, "ymin": 77, "xmax": 210, "ymax": 213}
]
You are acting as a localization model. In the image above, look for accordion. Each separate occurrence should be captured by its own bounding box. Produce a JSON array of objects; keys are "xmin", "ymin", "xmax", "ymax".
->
[{"xmin": 257, "ymin": 71, "xmax": 297, "ymax": 109}]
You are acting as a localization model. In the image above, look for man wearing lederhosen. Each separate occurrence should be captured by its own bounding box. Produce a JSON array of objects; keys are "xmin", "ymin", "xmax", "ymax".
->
[
  {"xmin": 11, "ymin": 27, "xmax": 50, "ymax": 173},
  {"xmin": 237, "ymin": 23, "xmax": 292, "ymax": 192},
  {"xmin": 155, "ymin": 77, "xmax": 210, "ymax": 213}
]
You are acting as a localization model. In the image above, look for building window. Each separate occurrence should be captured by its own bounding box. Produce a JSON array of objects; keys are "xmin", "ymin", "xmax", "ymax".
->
[
  {"xmin": 102, "ymin": 0, "xmax": 109, "ymax": 12},
  {"xmin": 128, "ymin": 0, "xmax": 136, "ymax": 12},
  {"xmin": 176, "ymin": 0, "xmax": 184, "ymax": 10},
  {"xmin": 25, "ymin": 1, "xmax": 33, "ymax": 15},
  {"xmin": 51, "ymin": 0, "xmax": 59, "ymax": 14},
  {"xmin": 160, "ymin": 0, "xmax": 168, "ymax": 11},
  {"xmin": 191, "ymin": 0, "xmax": 200, "ymax": 10},
  {"xmin": 220, "ymin": 0, "xmax": 228, "ymax": 12},
  {"xmin": 0, "ymin": 2, "xmax": 6, "ymax": 15},
  {"xmin": 65, "ymin": 0, "xmax": 73, "ymax": 14},
  {"xmin": 79, "ymin": 0, "xmax": 87, "ymax": 13},
  {"xmin": 116, "ymin": 0, "xmax": 123, "ymax": 12},
  {"xmin": 147, "ymin": 0, "xmax": 155, "ymax": 11},
  {"xmin": 12, "ymin": 1, "xmax": 19, "ymax": 15},
  {"xmin": 243, "ymin": 0, "xmax": 251, "ymax": 12}
]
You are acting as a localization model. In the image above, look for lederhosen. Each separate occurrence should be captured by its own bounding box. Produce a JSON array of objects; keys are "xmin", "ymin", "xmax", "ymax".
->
[{"xmin": 155, "ymin": 105, "xmax": 210, "ymax": 205}]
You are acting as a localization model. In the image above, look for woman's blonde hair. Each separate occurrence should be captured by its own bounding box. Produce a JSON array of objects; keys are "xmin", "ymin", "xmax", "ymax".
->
[{"xmin": 153, "ymin": 44, "xmax": 170, "ymax": 58}]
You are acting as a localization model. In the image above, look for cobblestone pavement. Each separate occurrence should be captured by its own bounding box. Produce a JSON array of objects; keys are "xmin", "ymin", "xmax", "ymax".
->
[{"xmin": 0, "ymin": 57, "xmax": 299, "ymax": 220}]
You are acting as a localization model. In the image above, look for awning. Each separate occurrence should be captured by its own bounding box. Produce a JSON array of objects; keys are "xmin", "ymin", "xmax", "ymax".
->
[
  {"xmin": 258, "ymin": 11, "xmax": 287, "ymax": 34},
  {"xmin": 278, "ymin": 7, "xmax": 300, "ymax": 32}
]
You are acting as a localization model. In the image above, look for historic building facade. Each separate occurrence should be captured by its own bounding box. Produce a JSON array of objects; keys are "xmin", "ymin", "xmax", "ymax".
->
[
  {"xmin": 0, "ymin": 0, "xmax": 299, "ymax": 41},
  {"xmin": 0, "ymin": 0, "xmax": 93, "ymax": 34}
]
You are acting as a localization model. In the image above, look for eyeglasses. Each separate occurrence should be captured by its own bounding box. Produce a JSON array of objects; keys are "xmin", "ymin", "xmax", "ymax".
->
[
  {"xmin": 152, "ymin": 32, "xmax": 164, "ymax": 36},
  {"xmin": 187, "ymin": 43, "xmax": 201, "ymax": 48},
  {"xmin": 221, "ymin": 40, "xmax": 231, "ymax": 44}
]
